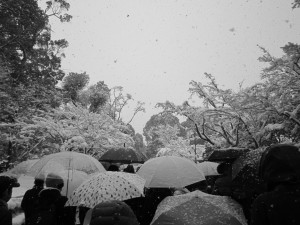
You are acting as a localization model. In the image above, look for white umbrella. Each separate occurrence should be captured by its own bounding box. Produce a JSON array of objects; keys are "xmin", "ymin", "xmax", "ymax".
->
[
  {"xmin": 65, "ymin": 171, "xmax": 145, "ymax": 208},
  {"xmin": 28, "ymin": 152, "xmax": 106, "ymax": 178},
  {"xmin": 137, "ymin": 156, "xmax": 205, "ymax": 188},
  {"xmin": 197, "ymin": 161, "xmax": 220, "ymax": 176}
]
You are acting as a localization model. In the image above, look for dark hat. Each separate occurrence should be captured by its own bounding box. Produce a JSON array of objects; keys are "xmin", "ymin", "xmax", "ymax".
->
[
  {"xmin": 259, "ymin": 144, "xmax": 300, "ymax": 184},
  {"xmin": 0, "ymin": 175, "xmax": 20, "ymax": 194},
  {"xmin": 45, "ymin": 173, "xmax": 64, "ymax": 189},
  {"xmin": 84, "ymin": 200, "xmax": 139, "ymax": 225},
  {"xmin": 34, "ymin": 177, "xmax": 44, "ymax": 186}
]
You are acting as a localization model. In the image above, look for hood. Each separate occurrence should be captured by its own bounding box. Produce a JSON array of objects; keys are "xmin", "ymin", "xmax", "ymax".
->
[{"xmin": 259, "ymin": 144, "xmax": 300, "ymax": 185}]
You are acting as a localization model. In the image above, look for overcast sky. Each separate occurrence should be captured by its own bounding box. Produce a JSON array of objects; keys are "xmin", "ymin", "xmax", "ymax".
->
[{"xmin": 49, "ymin": 0, "xmax": 300, "ymax": 134}]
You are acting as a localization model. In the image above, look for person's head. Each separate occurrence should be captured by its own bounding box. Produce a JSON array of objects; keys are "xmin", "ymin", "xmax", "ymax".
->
[
  {"xmin": 123, "ymin": 165, "xmax": 135, "ymax": 173},
  {"xmin": 45, "ymin": 173, "xmax": 64, "ymax": 191},
  {"xmin": 39, "ymin": 188, "xmax": 61, "ymax": 209},
  {"xmin": 259, "ymin": 144, "xmax": 300, "ymax": 191},
  {"xmin": 172, "ymin": 188, "xmax": 190, "ymax": 196},
  {"xmin": 83, "ymin": 200, "xmax": 139, "ymax": 225},
  {"xmin": 34, "ymin": 177, "xmax": 44, "ymax": 188},
  {"xmin": 107, "ymin": 164, "xmax": 119, "ymax": 172},
  {"xmin": 0, "ymin": 175, "xmax": 20, "ymax": 202},
  {"xmin": 217, "ymin": 162, "xmax": 232, "ymax": 176},
  {"xmin": 144, "ymin": 187, "xmax": 173, "ymax": 203}
]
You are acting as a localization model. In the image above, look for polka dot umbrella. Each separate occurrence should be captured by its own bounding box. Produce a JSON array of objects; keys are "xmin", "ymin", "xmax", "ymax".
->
[
  {"xmin": 151, "ymin": 190, "xmax": 247, "ymax": 225},
  {"xmin": 65, "ymin": 171, "xmax": 145, "ymax": 208}
]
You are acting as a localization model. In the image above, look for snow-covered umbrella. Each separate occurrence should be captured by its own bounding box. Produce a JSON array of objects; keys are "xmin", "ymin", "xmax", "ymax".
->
[
  {"xmin": 137, "ymin": 156, "xmax": 205, "ymax": 188},
  {"xmin": 65, "ymin": 171, "xmax": 145, "ymax": 208},
  {"xmin": 231, "ymin": 148, "xmax": 267, "ymax": 191},
  {"xmin": 232, "ymin": 148, "xmax": 266, "ymax": 180},
  {"xmin": 151, "ymin": 190, "xmax": 247, "ymax": 225},
  {"xmin": 28, "ymin": 152, "xmax": 106, "ymax": 178}
]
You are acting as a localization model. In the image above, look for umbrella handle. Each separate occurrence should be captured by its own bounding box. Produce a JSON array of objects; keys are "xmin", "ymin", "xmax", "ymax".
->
[{"xmin": 66, "ymin": 153, "xmax": 72, "ymax": 197}]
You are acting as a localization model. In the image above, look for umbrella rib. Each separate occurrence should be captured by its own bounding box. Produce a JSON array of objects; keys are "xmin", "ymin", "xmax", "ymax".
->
[
  {"xmin": 31, "ymin": 155, "xmax": 54, "ymax": 177},
  {"xmin": 146, "ymin": 160, "xmax": 162, "ymax": 188}
]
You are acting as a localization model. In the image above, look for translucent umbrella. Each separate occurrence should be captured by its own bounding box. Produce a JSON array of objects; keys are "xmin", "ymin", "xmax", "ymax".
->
[
  {"xmin": 65, "ymin": 171, "xmax": 145, "ymax": 208},
  {"xmin": 28, "ymin": 151, "xmax": 106, "ymax": 178},
  {"xmin": 8, "ymin": 159, "xmax": 39, "ymax": 177},
  {"xmin": 197, "ymin": 161, "xmax": 220, "ymax": 176},
  {"xmin": 45, "ymin": 170, "xmax": 90, "ymax": 197},
  {"xmin": 137, "ymin": 156, "xmax": 205, "ymax": 188},
  {"xmin": 151, "ymin": 190, "xmax": 247, "ymax": 225}
]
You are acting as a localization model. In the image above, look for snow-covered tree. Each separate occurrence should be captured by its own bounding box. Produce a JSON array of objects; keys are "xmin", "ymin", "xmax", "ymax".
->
[
  {"xmin": 152, "ymin": 124, "xmax": 204, "ymax": 161},
  {"xmin": 19, "ymin": 103, "xmax": 134, "ymax": 158},
  {"xmin": 157, "ymin": 43, "xmax": 300, "ymax": 149}
]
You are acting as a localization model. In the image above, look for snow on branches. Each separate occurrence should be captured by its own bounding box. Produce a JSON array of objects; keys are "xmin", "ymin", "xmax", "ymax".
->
[{"xmin": 19, "ymin": 103, "xmax": 134, "ymax": 157}]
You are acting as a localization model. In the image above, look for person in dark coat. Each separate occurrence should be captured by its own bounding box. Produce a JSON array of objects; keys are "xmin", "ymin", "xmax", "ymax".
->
[
  {"xmin": 45, "ymin": 173, "xmax": 69, "ymax": 225},
  {"xmin": 0, "ymin": 175, "xmax": 20, "ymax": 225},
  {"xmin": 83, "ymin": 200, "xmax": 139, "ymax": 225},
  {"xmin": 251, "ymin": 144, "xmax": 300, "ymax": 225},
  {"xmin": 211, "ymin": 162, "xmax": 233, "ymax": 196},
  {"xmin": 28, "ymin": 188, "xmax": 61, "ymax": 225},
  {"xmin": 139, "ymin": 188, "xmax": 173, "ymax": 225},
  {"xmin": 21, "ymin": 177, "xmax": 44, "ymax": 225},
  {"xmin": 107, "ymin": 164, "xmax": 119, "ymax": 172},
  {"xmin": 123, "ymin": 164, "xmax": 135, "ymax": 173}
]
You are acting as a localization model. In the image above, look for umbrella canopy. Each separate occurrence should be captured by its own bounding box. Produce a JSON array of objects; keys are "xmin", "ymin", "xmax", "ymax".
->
[
  {"xmin": 8, "ymin": 159, "xmax": 39, "ymax": 177},
  {"xmin": 231, "ymin": 148, "xmax": 267, "ymax": 194},
  {"xmin": 151, "ymin": 191, "xmax": 247, "ymax": 225},
  {"xmin": 45, "ymin": 170, "xmax": 90, "ymax": 198},
  {"xmin": 205, "ymin": 148, "xmax": 249, "ymax": 162},
  {"xmin": 99, "ymin": 147, "xmax": 148, "ymax": 163},
  {"xmin": 28, "ymin": 152, "xmax": 106, "ymax": 178},
  {"xmin": 197, "ymin": 161, "xmax": 220, "ymax": 176},
  {"xmin": 232, "ymin": 148, "xmax": 266, "ymax": 180},
  {"xmin": 137, "ymin": 156, "xmax": 205, "ymax": 188},
  {"xmin": 65, "ymin": 171, "xmax": 145, "ymax": 208}
]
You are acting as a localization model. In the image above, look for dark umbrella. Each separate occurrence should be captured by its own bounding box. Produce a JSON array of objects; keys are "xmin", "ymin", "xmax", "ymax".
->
[
  {"xmin": 232, "ymin": 148, "xmax": 266, "ymax": 180},
  {"xmin": 205, "ymin": 148, "xmax": 249, "ymax": 162},
  {"xmin": 231, "ymin": 148, "xmax": 266, "ymax": 205},
  {"xmin": 99, "ymin": 147, "xmax": 148, "ymax": 164}
]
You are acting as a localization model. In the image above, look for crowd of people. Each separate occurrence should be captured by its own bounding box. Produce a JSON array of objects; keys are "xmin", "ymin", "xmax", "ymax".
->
[{"xmin": 0, "ymin": 143, "xmax": 300, "ymax": 225}]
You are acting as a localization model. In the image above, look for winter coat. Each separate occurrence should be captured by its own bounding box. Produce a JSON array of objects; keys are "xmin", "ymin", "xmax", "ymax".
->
[
  {"xmin": 251, "ymin": 144, "xmax": 300, "ymax": 225},
  {"xmin": 55, "ymin": 195, "xmax": 68, "ymax": 225},
  {"xmin": 28, "ymin": 188, "xmax": 62, "ymax": 225},
  {"xmin": 251, "ymin": 184, "xmax": 300, "ymax": 225},
  {"xmin": 21, "ymin": 186, "xmax": 44, "ymax": 224},
  {"xmin": 0, "ymin": 199, "xmax": 12, "ymax": 225}
]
